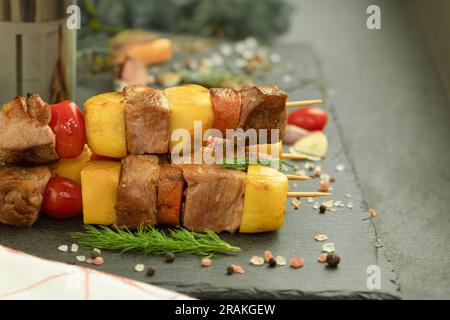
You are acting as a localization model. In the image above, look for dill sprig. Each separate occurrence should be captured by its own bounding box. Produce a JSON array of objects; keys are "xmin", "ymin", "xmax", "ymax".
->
[{"xmin": 70, "ymin": 225, "xmax": 241, "ymax": 257}]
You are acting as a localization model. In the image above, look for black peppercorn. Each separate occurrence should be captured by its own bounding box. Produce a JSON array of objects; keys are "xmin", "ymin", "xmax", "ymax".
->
[
  {"xmin": 227, "ymin": 266, "xmax": 235, "ymax": 275},
  {"xmin": 165, "ymin": 252, "xmax": 175, "ymax": 263},
  {"xmin": 319, "ymin": 205, "xmax": 327, "ymax": 214},
  {"xmin": 326, "ymin": 253, "xmax": 341, "ymax": 268},
  {"xmin": 147, "ymin": 266, "xmax": 157, "ymax": 277},
  {"xmin": 91, "ymin": 250, "xmax": 102, "ymax": 259},
  {"xmin": 268, "ymin": 257, "xmax": 277, "ymax": 268}
]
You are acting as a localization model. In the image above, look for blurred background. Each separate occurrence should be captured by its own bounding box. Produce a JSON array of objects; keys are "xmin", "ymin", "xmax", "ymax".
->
[{"xmin": 0, "ymin": 0, "xmax": 449, "ymax": 299}]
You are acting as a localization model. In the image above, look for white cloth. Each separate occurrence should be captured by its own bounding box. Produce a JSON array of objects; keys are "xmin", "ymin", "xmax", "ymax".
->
[{"xmin": 0, "ymin": 245, "xmax": 191, "ymax": 300}]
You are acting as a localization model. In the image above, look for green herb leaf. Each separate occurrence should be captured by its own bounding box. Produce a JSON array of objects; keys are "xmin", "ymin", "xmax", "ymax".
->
[{"xmin": 71, "ymin": 225, "xmax": 241, "ymax": 257}]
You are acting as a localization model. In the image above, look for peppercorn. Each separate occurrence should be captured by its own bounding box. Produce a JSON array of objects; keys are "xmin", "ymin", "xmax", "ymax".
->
[
  {"xmin": 268, "ymin": 257, "xmax": 277, "ymax": 268},
  {"xmin": 326, "ymin": 253, "xmax": 341, "ymax": 268},
  {"xmin": 165, "ymin": 252, "xmax": 175, "ymax": 263},
  {"xmin": 319, "ymin": 205, "xmax": 327, "ymax": 214},
  {"xmin": 227, "ymin": 265, "xmax": 235, "ymax": 275},
  {"xmin": 147, "ymin": 266, "xmax": 157, "ymax": 277},
  {"xmin": 91, "ymin": 250, "xmax": 102, "ymax": 259},
  {"xmin": 330, "ymin": 176, "xmax": 337, "ymax": 183}
]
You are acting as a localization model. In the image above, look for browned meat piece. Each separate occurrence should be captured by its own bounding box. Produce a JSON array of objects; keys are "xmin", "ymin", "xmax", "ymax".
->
[
  {"xmin": 123, "ymin": 85, "xmax": 170, "ymax": 154},
  {"xmin": 238, "ymin": 85, "xmax": 288, "ymax": 143},
  {"xmin": 115, "ymin": 155, "xmax": 160, "ymax": 229},
  {"xmin": 182, "ymin": 165, "xmax": 246, "ymax": 233},
  {"xmin": 0, "ymin": 166, "xmax": 51, "ymax": 228},
  {"xmin": 157, "ymin": 166, "xmax": 185, "ymax": 226},
  {"xmin": 0, "ymin": 95, "xmax": 58, "ymax": 166}
]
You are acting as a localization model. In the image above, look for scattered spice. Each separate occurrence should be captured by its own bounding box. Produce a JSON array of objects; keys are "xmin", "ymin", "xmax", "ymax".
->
[
  {"xmin": 319, "ymin": 205, "xmax": 327, "ymax": 214},
  {"xmin": 264, "ymin": 250, "xmax": 274, "ymax": 263},
  {"xmin": 165, "ymin": 252, "xmax": 176, "ymax": 263},
  {"xmin": 318, "ymin": 254, "xmax": 328, "ymax": 263},
  {"xmin": 58, "ymin": 245, "xmax": 68, "ymax": 253},
  {"xmin": 322, "ymin": 200, "xmax": 334, "ymax": 209},
  {"xmin": 319, "ymin": 180, "xmax": 329, "ymax": 192},
  {"xmin": 268, "ymin": 257, "xmax": 277, "ymax": 268},
  {"xmin": 326, "ymin": 253, "xmax": 341, "ymax": 268},
  {"xmin": 201, "ymin": 258, "xmax": 212, "ymax": 268},
  {"xmin": 92, "ymin": 257, "xmax": 104, "ymax": 266},
  {"xmin": 334, "ymin": 200, "xmax": 342, "ymax": 207},
  {"xmin": 135, "ymin": 264, "xmax": 145, "ymax": 272},
  {"xmin": 313, "ymin": 202, "xmax": 320, "ymax": 210},
  {"xmin": 314, "ymin": 167, "xmax": 322, "ymax": 178},
  {"xmin": 369, "ymin": 208, "xmax": 378, "ymax": 218},
  {"xmin": 330, "ymin": 176, "xmax": 337, "ymax": 183},
  {"xmin": 291, "ymin": 199, "xmax": 301, "ymax": 210},
  {"xmin": 91, "ymin": 250, "xmax": 102, "ymax": 259},
  {"xmin": 70, "ymin": 244, "xmax": 79, "ymax": 253},
  {"xmin": 307, "ymin": 197, "xmax": 315, "ymax": 204},
  {"xmin": 345, "ymin": 193, "xmax": 352, "ymax": 199},
  {"xmin": 336, "ymin": 164, "xmax": 345, "ymax": 172},
  {"xmin": 249, "ymin": 256, "xmax": 264, "ymax": 266},
  {"xmin": 290, "ymin": 257, "xmax": 305, "ymax": 269},
  {"xmin": 227, "ymin": 265, "xmax": 245, "ymax": 275},
  {"xmin": 305, "ymin": 162, "xmax": 315, "ymax": 171},
  {"xmin": 275, "ymin": 256, "xmax": 287, "ymax": 266},
  {"xmin": 76, "ymin": 256, "xmax": 86, "ymax": 262},
  {"xmin": 322, "ymin": 243, "xmax": 336, "ymax": 253},
  {"xmin": 147, "ymin": 266, "xmax": 157, "ymax": 277},
  {"xmin": 347, "ymin": 202, "xmax": 354, "ymax": 209},
  {"xmin": 315, "ymin": 234, "xmax": 328, "ymax": 242}
]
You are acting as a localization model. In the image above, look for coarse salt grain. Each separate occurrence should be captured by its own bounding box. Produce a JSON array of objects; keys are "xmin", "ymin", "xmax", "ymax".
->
[
  {"xmin": 347, "ymin": 202, "xmax": 354, "ymax": 209},
  {"xmin": 58, "ymin": 245, "xmax": 68, "ymax": 253},
  {"xmin": 134, "ymin": 264, "xmax": 145, "ymax": 272},
  {"xmin": 70, "ymin": 244, "xmax": 79, "ymax": 253},
  {"xmin": 322, "ymin": 200, "xmax": 334, "ymax": 209},
  {"xmin": 315, "ymin": 234, "xmax": 328, "ymax": 242},
  {"xmin": 307, "ymin": 197, "xmax": 315, "ymax": 204},
  {"xmin": 322, "ymin": 243, "xmax": 336, "ymax": 253},
  {"xmin": 76, "ymin": 256, "xmax": 86, "ymax": 262},
  {"xmin": 305, "ymin": 162, "xmax": 315, "ymax": 171},
  {"xmin": 291, "ymin": 199, "xmax": 301, "ymax": 210},
  {"xmin": 275, "ymin": 256, "xmax": 287, "ymax": 266},
  {"xmin": 93, "ymin": 248, "xmax": 101, "ymax": 255},
  {"xmin": 313, "ymin": 202, "xmax": 320, "ymax": 210},
  {"xmin": 250, "ymin": 256, "xmax": 265, "ymax": 266},
  {"xmin": 336, "ymin": 164, "xmax": 345, "ymax": 172},
  {"xmin": 334, "ymin": 201, "xmax": 342, "ymax": 207},
  {"xmin": 345, "ymin": 193, "xmax": 352, "ymax": 198}
]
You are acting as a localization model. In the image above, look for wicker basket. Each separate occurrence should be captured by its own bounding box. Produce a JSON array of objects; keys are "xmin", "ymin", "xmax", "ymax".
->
[{"xmin": 0, "ymin": 0, "xmax": 76, "ymax": 103}]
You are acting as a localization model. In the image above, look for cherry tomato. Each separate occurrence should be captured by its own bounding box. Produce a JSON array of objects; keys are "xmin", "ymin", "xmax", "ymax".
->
[
  {"xmin": 288, "ymin": 107, "xmax": 328, "ymax": 131},
  {"xmin": 49, "ymin": 101, "xmax": 86, "ymax": 159},
  {"xmin": 42, "ymin": 177, "xmax": 82, "ymax": 220}
]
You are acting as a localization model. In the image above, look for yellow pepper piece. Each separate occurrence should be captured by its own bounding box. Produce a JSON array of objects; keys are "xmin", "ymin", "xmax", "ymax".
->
[
  {"xmin": 53, "ymin": 145, "xmax": 92, "ymax": 184},
  {"xmin": 240, "ymin": 164, "xmax": 288, "ymax": 233},
  {"xmin": 165, "ymin": 85, "xmax": 214, "ymax": 153},
  {"xmin": 84, "ymin": 92, "xmax": 127, "ymax": 159},
  {"xmin": 81, "ymin": 161, "xmax": 121, "ymax": 225}
]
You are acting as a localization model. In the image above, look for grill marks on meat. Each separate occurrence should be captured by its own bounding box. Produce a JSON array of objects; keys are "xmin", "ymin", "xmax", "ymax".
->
[
  {"xmin": 124, "ymin": 85, "xmax": 170, "ymax": 154},
  {"xmin": 182, "ymin": 165, "xmax": 246, "ymax": 233},
  {"xmin": 238, "ymin": 85, "xmax": 288, "ymax": 143},
  {"xmin": 0, "ymin": 166, "xmax": 51, "ymax": 228},
  {"xmin": 157, "ymin": 166, "xmax": 185, "ymax": 226},
  {"xmin": 115, "ymin": 155, "xmax": 160, "ymax": 229},
  {"xmin": 0, "ymin": 95, "xmax": 58, "ymax": 166}
]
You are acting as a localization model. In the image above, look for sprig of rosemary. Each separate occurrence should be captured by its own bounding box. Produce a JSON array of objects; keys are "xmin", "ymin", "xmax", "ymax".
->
[{"xmin": 71, "ymin": 226, "xmax": 240, "ymax": 257}]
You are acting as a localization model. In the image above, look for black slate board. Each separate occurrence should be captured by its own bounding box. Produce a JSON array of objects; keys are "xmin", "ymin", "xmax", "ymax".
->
[{"xmin": 0, "ymin": 43, "xmax": 400, "ymax": 300}]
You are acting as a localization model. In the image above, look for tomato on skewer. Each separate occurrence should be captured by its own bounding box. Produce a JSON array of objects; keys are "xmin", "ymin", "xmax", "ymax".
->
[
  {"xmin": 49, "ymin": 101, "xmax": 86, "ymax": 159},
  {"xmin": 42, "ymin": 177, "xmax": 83, "ymax": 220},
  {"xmin": 288, "ymin": 107, "xmax": 328, "ymax": 131}
]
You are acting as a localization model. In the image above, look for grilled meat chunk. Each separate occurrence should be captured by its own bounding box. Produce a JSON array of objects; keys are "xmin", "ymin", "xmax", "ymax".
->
[
  {"xmin": 238, "ymin": 85, "xmax": 288, "ymax": 143},
  {"xmin": 123, "ymin": 85, "xmax": 170, "ymax": 154},
  {"xmin": 0, "ymin": 95, "xmax": 58, "ymax": 166},
  {"xmin": 157, "ymin": 166, "xmax": 185, "ymax": 226},
  {"xmin": 182, "ymin": 165, "xmax": 246, "ymax": 233},
  {"xmin": 0, "ymin": 166, "xmax": 51, "ymax": 228},
  {"xmin": 115, "ymin": 155, "xmax": 160, "ymax": 229}
]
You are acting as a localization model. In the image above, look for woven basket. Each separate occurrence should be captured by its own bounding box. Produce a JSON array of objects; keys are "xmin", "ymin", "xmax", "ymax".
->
[{"xmin": 0, "ymin": 0, "xmax": 76, "ymax": 103}]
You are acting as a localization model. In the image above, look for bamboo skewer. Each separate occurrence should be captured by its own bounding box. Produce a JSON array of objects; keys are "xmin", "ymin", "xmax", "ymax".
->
[
  {"xmin": 287, "ymin": 99, "xmax": 324, "ymax": 108},
  {"xmin": 287, "ymin": 192, "xmax": 332, "ymax": 198},
  {"xmin": 282, "ymin": 153, "xmax": 309, "ymax": 160},
  {"xmin": 286, "ymin": 174, "xmax": 311, "ymax": 181}
]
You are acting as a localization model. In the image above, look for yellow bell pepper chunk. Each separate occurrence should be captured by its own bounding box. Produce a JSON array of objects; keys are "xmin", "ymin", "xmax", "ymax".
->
[
  {"xmin": 165, "ymin": 85, "xmax": 214, "ymax": 153},
  {"xmin": 53, "ymin": 145, "xmax": 92, "ymax": 184},
  {"xmin": 81, "ymin": 161, "xmax": 121, "ymax": 225},
  {"xmin": 84, "ymin": 92, "xmax": 127, "ymax": 159},
  {"xmin": 240, "ymin": 164, "xmax": 288, "ymax": 233}
]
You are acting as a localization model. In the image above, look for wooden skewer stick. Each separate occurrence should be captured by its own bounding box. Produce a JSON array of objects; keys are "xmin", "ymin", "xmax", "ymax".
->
[
  {"xmin": 286, "ymin": 174, "xmax": 311, "ymax": 181},
  {"xmin": 282, "ymin": 153, "xmax": 309, "ymax": 160},
  {"xmin": 287, "ymin": 192, "xmax": 332, "ymax": 198},
  {"xmin": 287, "ymin": 99, "xmax": 324, "ymax": 108}
]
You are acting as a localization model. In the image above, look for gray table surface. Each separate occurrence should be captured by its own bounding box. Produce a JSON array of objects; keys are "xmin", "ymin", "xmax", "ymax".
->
[{"xmin": 0, "ymin": 39, "xmax": 400, "ymax": 300}]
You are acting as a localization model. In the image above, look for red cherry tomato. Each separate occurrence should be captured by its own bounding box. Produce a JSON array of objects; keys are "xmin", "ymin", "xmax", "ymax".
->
[
  {"xmin": 49, "ymin": 101, "xmax": 86, "ymax": 159},
  {"xmin": 288, "ymin": 107, "xmax": 328, "ymax": 131},
  {"xmin": 42, "ymin": 177, "xmax": 83, "ymax": 220}
]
